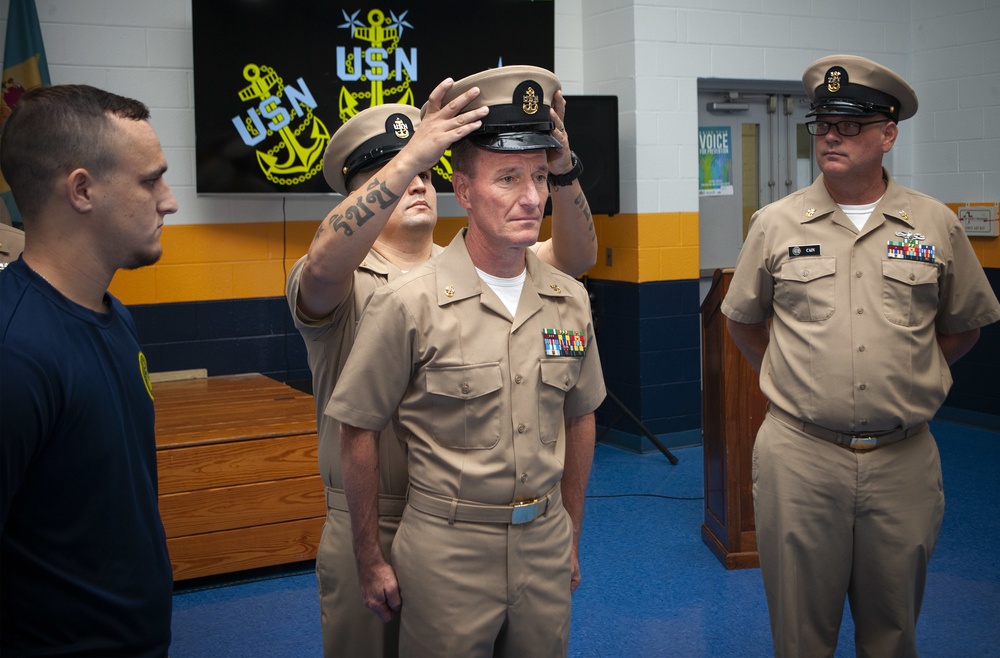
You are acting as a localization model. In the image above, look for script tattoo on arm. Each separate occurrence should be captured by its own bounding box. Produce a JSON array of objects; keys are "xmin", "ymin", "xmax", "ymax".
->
[
  {"xmin": 324, "ymin": 177, "xmax": 402, "ymax": 236},
  {"xmin": 574, "ymin": 191, "xmax": 596, "ymax": 243},
  {"xmin": 364, "ymin": 178, "xmax": 400, "ymax": 210}
]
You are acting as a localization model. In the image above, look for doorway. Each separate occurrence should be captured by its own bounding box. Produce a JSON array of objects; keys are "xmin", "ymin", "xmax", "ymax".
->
[{"xmin": 697, "ymin": 80, "xmax": 819, "ymax": 301}]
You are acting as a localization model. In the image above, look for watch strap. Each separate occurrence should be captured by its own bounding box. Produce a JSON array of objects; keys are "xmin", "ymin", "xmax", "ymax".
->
[{"xmin": 548, "ymin": 151, "xmax": 583, "ymax": 187}]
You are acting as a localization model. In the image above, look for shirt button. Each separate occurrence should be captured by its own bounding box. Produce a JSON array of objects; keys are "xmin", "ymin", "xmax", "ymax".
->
[
  {"xmin": 860, "ymin": 419, "xmax": 869, "ymax": 426},
  {"xmin": 802, "ymin": 270, "xmax": 810, "ymax": 277},
  {"xmin": 460, "ymin": 383, "xmax": 470, "ymax": 394},
  {"xmin": 859, "ymin": 345, "xmax": 866, "ymax": 352},
  {"xmin": 909, "ymin": 273, "xmax": 916, "ymax": 281},
  {"xmin": 520, "ymin": 473, "xmax": 528, "ymax": 483},
  {"xmin": 514, "ymin": 374, "xmax": 523, "ymax": 384},
  {"xmin": 517, "ymin": 423, "xmax": 526, "ymax": 433},
  {"xmin": 859, "ymin": 384, "xmax": 867, "ymax": 390},
  {"xmin": 856, "ymin": 271, "xmax": 863, "ymax": 278},
  {"xmin": 857, "ymin": 308, "xmax": 864, "ymax": 314}
]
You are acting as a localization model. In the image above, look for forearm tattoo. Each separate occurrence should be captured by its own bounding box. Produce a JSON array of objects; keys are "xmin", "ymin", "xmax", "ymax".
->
[
  {"xmin": 574, "ymin": 191, "xmax": 596, "ymax": 242},
  {"xmin": 322, "ymin": 177, "xmax": 401, "ymax": 237}
]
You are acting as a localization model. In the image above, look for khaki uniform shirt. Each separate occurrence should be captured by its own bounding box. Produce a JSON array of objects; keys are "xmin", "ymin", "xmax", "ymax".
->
[
  {"xmin": 326, "ymin": 229, "xmax": 607, "ymax": 505},
  {"xmin": 286, "ymin": 245, "xmax": 441, "ymax": 494},
  {"xmin": 0, "ymin": 224, "xmax": 25, "ymax": 270},
  {"xmin": 722, "ymin": 170, "xmax": 1000, "ymax": 433}
]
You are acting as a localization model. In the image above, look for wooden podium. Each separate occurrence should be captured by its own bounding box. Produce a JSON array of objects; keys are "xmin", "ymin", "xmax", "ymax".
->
[{"xmin": 700, "ymin": 268, "xmax": 768, "ymax": 569}]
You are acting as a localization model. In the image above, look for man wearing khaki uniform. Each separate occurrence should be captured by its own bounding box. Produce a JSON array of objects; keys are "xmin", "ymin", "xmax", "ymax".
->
[
  {"xmin": 724, "ymin": 55, "xmax": 1000, "ymax": 657},
  {"xmin": 288, "ymin": 76, "xmax": 597, "ymax": 657},
  {"xmin": 328, "ymin": 66, "xmax": 606, "ymax": 657}
]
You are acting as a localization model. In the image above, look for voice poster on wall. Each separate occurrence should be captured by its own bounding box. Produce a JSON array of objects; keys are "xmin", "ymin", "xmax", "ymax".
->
[{"xmin": 193, "ymin": 1, "xmax": 555, "ymax": 195}]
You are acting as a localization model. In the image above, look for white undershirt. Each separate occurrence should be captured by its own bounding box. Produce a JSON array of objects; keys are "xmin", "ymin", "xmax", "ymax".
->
[
  {"xmin": 839, "ymin": 197, "xmax": 882, "ymax": 231},
  {"xmin": 476, "ymin": 267, "xmax": 525, "ymax": 317}
]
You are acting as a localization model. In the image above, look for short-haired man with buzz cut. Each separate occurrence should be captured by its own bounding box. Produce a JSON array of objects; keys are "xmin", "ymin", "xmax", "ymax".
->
[{"xmin": 1, "ymin": 84, "xmax": 178, "ymax": 657}]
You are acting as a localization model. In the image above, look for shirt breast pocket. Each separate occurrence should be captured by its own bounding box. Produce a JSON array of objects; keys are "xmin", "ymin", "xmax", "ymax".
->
[
  {"xmin": 424, "ymin": 363, "xmax": 502, "ymax": 449},
  {"xmin": 774, "ymin": 256, "xmax": 837, "ymax": 322},
  {"xmin": 537, "ymin": 359, "xmax": 581, "ymax": 445},
  {"xmin": 882, "ymin": 260, "xmax": 939, "ymax": 327}
]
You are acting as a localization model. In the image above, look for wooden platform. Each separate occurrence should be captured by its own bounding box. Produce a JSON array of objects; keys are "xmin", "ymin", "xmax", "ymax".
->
[{"xmin": 153, "ymin": 374, "xmax": 324, "ymax": 581}]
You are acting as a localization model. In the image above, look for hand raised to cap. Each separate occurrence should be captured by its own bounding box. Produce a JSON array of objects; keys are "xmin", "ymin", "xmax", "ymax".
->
[
  {"xmin": 547, "ymin": 89, "xmax": 575, "ymax": 174},
  {"xmin": 393, "ymin": 78, "xmax": 490, "ymax": 175}
]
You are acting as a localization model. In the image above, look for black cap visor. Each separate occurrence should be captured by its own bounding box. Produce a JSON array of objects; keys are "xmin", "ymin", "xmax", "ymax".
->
[
  {"xmin": 343, "ymin": 141, "xmax": 406, "ymax": 189},
  {"xmin": 470, "ymin": 131, "xmax": 561, "ymax": 151},
  {"xmin": 806, "ymin": 98, "xmax": 895, "ymax": 120}
]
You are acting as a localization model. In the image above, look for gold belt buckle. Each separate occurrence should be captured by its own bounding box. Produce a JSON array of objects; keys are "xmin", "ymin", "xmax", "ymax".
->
[
  {"xmin": 511, "ymin": 498, "xmax": 540, "ymax": 525},
  {"xmin": 849, "ymin": 436, "xmax": 878, "ymax": 450}
]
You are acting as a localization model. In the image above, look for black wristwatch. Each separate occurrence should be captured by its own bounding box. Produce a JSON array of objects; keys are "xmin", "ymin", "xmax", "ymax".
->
[{"xmin": 548, "ymin": 151, "xmax": 583, "ymax": 188}]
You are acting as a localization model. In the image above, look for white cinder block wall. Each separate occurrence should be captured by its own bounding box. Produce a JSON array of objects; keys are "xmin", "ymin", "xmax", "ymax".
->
[
  {"xmin": 2, "ymin": 0, "xmax": 997, "ymax": 225},
  {"xmin": 909, "ymin": 0, "xmax": 1000, "ymax": 205}
]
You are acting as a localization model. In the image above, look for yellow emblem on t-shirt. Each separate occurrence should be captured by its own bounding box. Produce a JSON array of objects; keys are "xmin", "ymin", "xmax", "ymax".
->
[{"xmin": 139, "ymin": 351, "xmax": 154, "ymax": 401}]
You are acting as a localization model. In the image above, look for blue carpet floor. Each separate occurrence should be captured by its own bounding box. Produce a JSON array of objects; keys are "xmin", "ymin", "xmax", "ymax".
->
[{"xmin": 170, "ymin": 418, "xmax": 1000, "ymax": 657}]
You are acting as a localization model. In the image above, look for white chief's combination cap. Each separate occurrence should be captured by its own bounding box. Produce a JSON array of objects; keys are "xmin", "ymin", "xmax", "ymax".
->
[
  {"xmin": 322, "ymin": 103, "xmax": 421, "ymax": 195},
  {"xmin": 803, "ymin": 54, "xmax": 917, "ymax": 123},
  {"xmin": 423, "ymin": 65, "xmax": 562, "ymax": 151}
]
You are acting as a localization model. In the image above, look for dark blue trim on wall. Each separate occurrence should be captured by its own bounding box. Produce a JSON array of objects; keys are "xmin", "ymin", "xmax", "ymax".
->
[
  {"xmin": 586, "ymin": 278, "xmax": 702, "ymax": 452},
  {"xmin": 123, "ymin": 268, "xmax": 997, "ymax": 452},
  {"xmin": 128, "ymin": 297, "xmax": 310, "ymax": 386},
  {"xmin": 944, "ymin": 267, "xmax": 1000, "ymax": 417}
]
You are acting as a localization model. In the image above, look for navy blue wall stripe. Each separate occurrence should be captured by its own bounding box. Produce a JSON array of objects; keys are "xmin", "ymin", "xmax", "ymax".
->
[
  {"xmin": 587, "ymin": 278, "xmax": 702, "ymax": 445},
  {"xmin": 129, "ymin": 297, "xmax": 310, "ymax": 387},
  {"xmin": 128, "ymin": 266, "xmax": 999, "ymax": 446},
  {"xmin": 945, "ymin": 267, "xmax": 1000, "ymax": 416}
]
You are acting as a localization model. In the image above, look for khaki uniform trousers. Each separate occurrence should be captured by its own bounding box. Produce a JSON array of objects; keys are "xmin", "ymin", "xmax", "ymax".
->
[
  {"xmin": 317, "ymin": 493, "xmax": 403, "ymax": 657},
  {"xmin": 753, "ymin": 413, "xmax": 944, "ymax": 658},
  {"xmin": 391, "ymin": 498, "xmax": 574, "ymax": 658}
]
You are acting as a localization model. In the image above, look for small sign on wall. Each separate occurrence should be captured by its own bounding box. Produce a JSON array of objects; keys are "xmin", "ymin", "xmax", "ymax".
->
[
  {"xmin": 698, "ymin": 126, "xmax": 733, "ymax": 196},
  {"xmin": 958, "ymin": 204, "xmax": 999, "ymax": 237}
]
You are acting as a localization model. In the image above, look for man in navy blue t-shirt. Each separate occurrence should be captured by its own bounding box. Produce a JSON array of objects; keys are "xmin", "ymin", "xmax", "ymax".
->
[{"xmin": 1, "ymin": 84, "xmax": 178, "ymax": 657}]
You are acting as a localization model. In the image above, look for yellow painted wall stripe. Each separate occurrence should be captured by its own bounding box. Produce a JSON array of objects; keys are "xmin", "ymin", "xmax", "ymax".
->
[{"xmin": 108, "ymin": 210, "xmax": 997, "ymax": 305}]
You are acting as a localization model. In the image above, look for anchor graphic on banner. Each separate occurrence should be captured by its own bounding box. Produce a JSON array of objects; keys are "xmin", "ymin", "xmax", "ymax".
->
[
  {"xmin": 232, "ymin": 63, "xmax": 330, "ymax": 186},
  {"xmin": 337, "ymin": 8, "xmax": 416, "ymax": 122}
]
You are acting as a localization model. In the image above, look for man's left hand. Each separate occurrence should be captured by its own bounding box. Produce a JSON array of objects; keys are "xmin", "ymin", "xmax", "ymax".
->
[{"xmin": 548, "ymin": 90, "xmax": 574, "ymax": 175}]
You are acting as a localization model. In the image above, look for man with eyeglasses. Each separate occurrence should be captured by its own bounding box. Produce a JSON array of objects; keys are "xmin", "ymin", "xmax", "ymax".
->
[{"xmin": 722, "ymin": 55, "xmax": 1000, "ymax": 657}]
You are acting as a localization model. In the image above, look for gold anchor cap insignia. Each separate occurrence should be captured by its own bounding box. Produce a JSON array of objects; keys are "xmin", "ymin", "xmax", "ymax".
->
[
  {"xmin": 826, "ymin": 68, "xmax": 842, "ymax": 93},
  {"xmin": 392, "ymin": 116, "xmax": 410, "ymax": 139},
  {"xmin": 444, "ymin": 285, "xmax": 455, "ymax": 297},
  {"xmin": 522, "ymin": 86, "xmax": 539, "ymax": 115}
]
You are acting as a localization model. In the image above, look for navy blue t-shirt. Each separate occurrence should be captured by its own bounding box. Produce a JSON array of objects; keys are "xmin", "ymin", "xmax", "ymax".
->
[{"xmin": 1, "ymin": 258, "xmax": 172, "ymax": 657}]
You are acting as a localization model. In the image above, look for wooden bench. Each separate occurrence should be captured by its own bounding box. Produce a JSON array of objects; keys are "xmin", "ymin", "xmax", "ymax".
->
[{"xmin": 153, "ymin": 373, "xmax": 324, "ymax": 581}]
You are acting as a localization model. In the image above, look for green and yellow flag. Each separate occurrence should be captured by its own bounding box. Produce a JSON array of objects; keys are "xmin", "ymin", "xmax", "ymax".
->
[{"xmin": 1, "ymin": 0, "xmax": 50, "ymax": 225}]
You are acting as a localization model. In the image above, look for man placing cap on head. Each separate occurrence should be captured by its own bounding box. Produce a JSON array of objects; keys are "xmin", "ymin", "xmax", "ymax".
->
[
  {"xmin": 722, "ymin": 55, "xmax": 1000, "ymax": 657},
  {"xmin": 328, "ymin": 65, "xmax": 606, "ymax": 657},
  {"xmin": 286, "ymin": 74, "xmax": 597, "ymax": 658}
]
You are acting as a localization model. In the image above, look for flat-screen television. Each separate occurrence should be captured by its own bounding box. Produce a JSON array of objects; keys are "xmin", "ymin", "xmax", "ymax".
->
[{"xmin": 192, "ymin": 0, "xmax": 554, "ymax": 195}]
